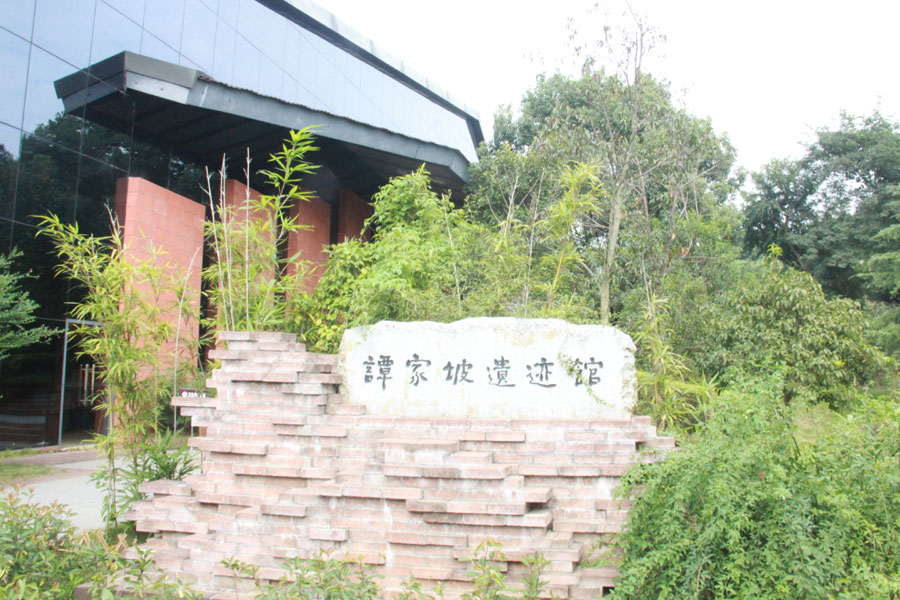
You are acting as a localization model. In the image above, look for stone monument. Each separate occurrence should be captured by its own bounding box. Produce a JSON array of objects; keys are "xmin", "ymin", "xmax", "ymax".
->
[
  {"xmin": 338, "ymin": 318, "xmax": 637, "ymax": 419},
  {"xmin": 123, "ymin": 322, "xmax": 671, "ymax": 599}
]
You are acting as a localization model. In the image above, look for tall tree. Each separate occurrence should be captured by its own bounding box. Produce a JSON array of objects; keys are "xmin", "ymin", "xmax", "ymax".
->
[
  {"xmin": 470, "ymin": 12, "xmax": 736, "ymax": 325},
  {"xmin": 744, "ymin": 112, "xmax": 900, "ymax": 301}
]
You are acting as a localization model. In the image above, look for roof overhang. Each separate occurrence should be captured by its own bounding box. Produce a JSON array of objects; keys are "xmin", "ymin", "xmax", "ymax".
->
[{"xmin": 54, "ymin": 52, "xmax": 472, "ymax": 199}]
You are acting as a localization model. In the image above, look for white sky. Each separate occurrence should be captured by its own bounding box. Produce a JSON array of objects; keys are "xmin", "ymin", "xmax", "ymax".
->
[{"xmin": 324, "ymin": 0, "xmax": 900, "ymax": 173}]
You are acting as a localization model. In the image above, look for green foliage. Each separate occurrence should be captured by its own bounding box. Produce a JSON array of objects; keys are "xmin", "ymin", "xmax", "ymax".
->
[
  {"xmin": 712, "ymin": 250, "xmax": 886, "ymax": 408},
  {"xmin": 295, "ymin": 166, "xmax": 597, "ymax": 352},
  {"xmin": 538, "ymin": 163, "xmax": 603, "ymax": 313},
  {"xmin": 0, "ymin": 488, "xmax": 119, "ymax": 596},
  {"xmin": 610, "ymin": 380, "xmax": 900, "ymax": 599},
  {"xmin": 864, "ymin": 300, "xmax": 900, "ymax": 363},
  {"xmin": 202, "ymin": 128, "xmax": 318, "ymax": 334},
  {"xmin": 632, "ymin": 295, "xmax": 715, "ymax": 435},
  {"xmin": 219, "ymin": 541, "xmax": 549, "ymax": 600},
  {"xmin": 470, "ymin": 16, "xmax": 737, "ymax": 327},
  {"xmin": 744, "ymin": 111, "xmax": 900, "ymax": 302},
  {"xmin": 225, "ymin": 550, "xmax": 379, "ymax": 600},
  {"xmin": 0, "ymin": 462, "xmax": 59, "ymax": 483},
  {"xmin": 0, "ymin": 249, "xmax": 56, "ymax": 362},
  {"xmin": 463, "ymin": 539, "xmax": 508, "ymax": 600},
  {"xmin": 91, "ymin": 430, "xmax": 197, "ymax": 526},
  {"xmin": 861, "ymin": 184, "xmax": 900, "ymax": 297},
  {"xmin": 37, "ymin": 213, "xmax": 201, "ymax": 529},
  {"xmin": 0, "ymin": 487, "xmax": 201, "ymax": 598}
]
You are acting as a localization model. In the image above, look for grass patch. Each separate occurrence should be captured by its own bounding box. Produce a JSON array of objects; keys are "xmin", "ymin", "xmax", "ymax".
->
[
  {"xmin": 0, "ymin": 462, "xmax": 59, "ymax": 484},
  {"xmin": 0, "ymin": 447, "xmax": 40, "ymax": 459}
]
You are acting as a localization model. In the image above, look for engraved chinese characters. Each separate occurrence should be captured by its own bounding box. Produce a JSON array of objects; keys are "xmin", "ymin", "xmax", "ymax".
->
[
  {"xmin": 338, "ymin": 318, "xmax": 636, "ymax": 419},
  {"xmin": 360, "ymin": 354, "xmax": 604, "ymax": 390}
]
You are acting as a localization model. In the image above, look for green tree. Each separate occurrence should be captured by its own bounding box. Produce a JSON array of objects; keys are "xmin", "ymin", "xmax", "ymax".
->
[
  {"xmin": 0, "ymin": 250, "xmax": 55, "ymax": 362},
  {"xmin": 744, "ymin": 112, "xmax": 900, "ymax": 301},
  {"xmin": 470, "ymin": 13, "xmax": 737, "ymax": 326},
  {"xmin": 202, "ymin": 128, "xmax": 318, "ymax": 334},
  {"xmin": 295, "ymin": 166, "xmax": 599, "ymax": 352},
  {"xmin": 710, "ymin": 248, "xmax": 885, "ymax": 408},
  {"xmin": 37, "ymin": 214, "xmax": 200, "ymax": 527}
]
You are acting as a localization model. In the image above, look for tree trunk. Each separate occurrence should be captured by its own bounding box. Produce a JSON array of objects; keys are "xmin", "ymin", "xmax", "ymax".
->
[{"xmin": 599, "ymin": 186, "xmax": 625, "ymax": 325}]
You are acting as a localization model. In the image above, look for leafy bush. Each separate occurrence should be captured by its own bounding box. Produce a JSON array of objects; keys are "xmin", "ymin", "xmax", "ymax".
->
[
  {"xmin": 224, "ymin": 550, "xmax": 379, "ymax": 600},
  {"xmin": 0, "ymin": 487, "xmax": 200, "ymax": 598},
  {"xmin": 0, "ymin": 488, "xmax": 121, "ymax": 596},
  {"xmin": 221, "ymin": 540, "xmax": 550, "ymax": 600},
  {"xmin": 202, "ymin": 128, "xmax": 319, "ymax": 334},
  {"xmin": 92, "ymin": 430, "xmax": 197, "ymax": 527},
  {"xmin": 610, "ymin": 378, "xmax": 900, "ymax": 599},
  {"xmin": 294, "ymin": 166, "xmax": 598, "ymax": 353}
]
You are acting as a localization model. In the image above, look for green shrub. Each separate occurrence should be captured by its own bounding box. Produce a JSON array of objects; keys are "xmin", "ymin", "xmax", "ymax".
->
[
  {"xmin": 610, "ymin": 377, "xmax": 900, "ymax": 599},
  {"xmin": 92, "ymin": 429, "xmax": 198, "ymax": 527},
  {"xmin": 0, "ymin": 488, "xmax": 120, "ymax": 596},
  {"xmin": 0, "ymin": 487, "xmax": 200, "ymax": 598}
]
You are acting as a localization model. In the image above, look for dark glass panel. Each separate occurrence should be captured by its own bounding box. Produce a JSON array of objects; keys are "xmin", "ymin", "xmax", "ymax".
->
[
  {"xmin": 22, "ymin": 46, "xmax": 84, "ymax": 139},
  {"xmin": 78, "ymin": 87, "xmax": 135, "ymax": 167},
  {"xmin": 8, "ymin": 133, "xmax": 76, "ymax": 322},
  {"xmin": 73, "ymin": 152, "xmax": 120, "ymax": 238},
  {"xmin": 32, "ymin": 0, "xmax": 93, "ymax": 67},
  {"xmin": 90, "ymin": 1, "xmax": 142, "ymax": 63},
  {"xmin": 15, "ymin": 125, "xmax": 81, "ymax": 226},
  {"xmin": 0, "ymin": 123, "xmax": 20, "ymax": 225},
  {"xmin": 0, "ymin": 29, "xmax": 30, "ymax": 135},
  {"xmin": 165, "ymin": 152, "xmax": 208, "ymax": 205},
  {"xmin": 180, "ymin": 0, "xmax": 215, "ymax": 73},
  {"xmin": 0, "ymin": 221, "xmax": 66, "ymax": 449}
]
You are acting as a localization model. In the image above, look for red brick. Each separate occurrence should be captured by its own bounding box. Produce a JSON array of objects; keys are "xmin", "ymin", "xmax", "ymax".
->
[
  {"xmin": 517, "ymin": 464, "xmax": 559, "ymax": 477},
  {"xmin": 384, "ymin": 465, "xmax": 422, "ymax": 478},
  {"xmin": 188, "ymin": 438, "xmax": 231, "ymax": 453},
  {"xmin": 261, "ymin": 504, "xmax": 307, "ymax": 518},
  {"xmin": 308, "ymin": 528, "xmax": 347, "ymax": 542},
  {"xmin": 485, "ymin": 431, "xmax": 526, "ymax": 443},
  {"xmin": 559, "ymin": 466, "xmax": 602, "ymax": 477},
  {"xmin": 382, "ymin": 487, "xmax": 422, "ymax": 500}
]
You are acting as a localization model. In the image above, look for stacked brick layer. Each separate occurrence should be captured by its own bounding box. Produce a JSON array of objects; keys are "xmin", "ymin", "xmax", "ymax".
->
[{"xmin": 125, "ymin": 331, "xmax": 673, "ymax": 599}]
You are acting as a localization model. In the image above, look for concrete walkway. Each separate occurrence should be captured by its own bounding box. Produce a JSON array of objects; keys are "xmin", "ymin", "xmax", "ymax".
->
[{"xmin": 2, "ymin": 447, "xmax": 107, "ymax": 530}]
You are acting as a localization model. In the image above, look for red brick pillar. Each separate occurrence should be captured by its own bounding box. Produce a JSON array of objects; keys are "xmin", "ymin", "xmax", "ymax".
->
[
  {"xmin": 287, "ymin": 192, "xmax": 331, "ymax": 292},
  {"xmin": 336, "ymin": 187, "xmax": 372, "ymax": 243},
  {"xmin": 113, "ymin": 177, "xmax": 205, "ymax": 365}
]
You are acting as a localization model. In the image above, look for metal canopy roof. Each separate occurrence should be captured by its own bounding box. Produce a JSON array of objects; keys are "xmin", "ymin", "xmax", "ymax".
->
[{"xmin": 54, "ymin": 52, "xmax": 472, "ymax": 200}]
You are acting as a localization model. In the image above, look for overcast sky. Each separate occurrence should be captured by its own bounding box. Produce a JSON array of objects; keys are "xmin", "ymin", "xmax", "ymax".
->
[{"xmin": 324, "ymin": 0, "xmax": 900, "ymax": 174}]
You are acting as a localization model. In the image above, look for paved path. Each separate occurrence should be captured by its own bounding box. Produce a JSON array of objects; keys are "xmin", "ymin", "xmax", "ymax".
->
[{"xmin": 2, "ymin": 448, "xmax": 107, "ymax": 531}]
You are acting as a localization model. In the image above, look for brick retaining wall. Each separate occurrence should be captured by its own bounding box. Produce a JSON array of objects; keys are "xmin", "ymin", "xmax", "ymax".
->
[{"xmin": 125, "ymin": 331, "xmax": 673, "ymax": 598}]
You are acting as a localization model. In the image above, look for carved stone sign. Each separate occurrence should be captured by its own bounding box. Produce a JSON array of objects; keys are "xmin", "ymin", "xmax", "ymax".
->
[{"xmin": 338, "ymin": 317, "xmax": 637, "ymax": 419}]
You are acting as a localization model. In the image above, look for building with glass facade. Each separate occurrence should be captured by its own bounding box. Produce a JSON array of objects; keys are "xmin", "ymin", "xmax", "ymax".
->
[{"xmin": 0, "ymin": 0, "xmax": 482, "ymax": 447}]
